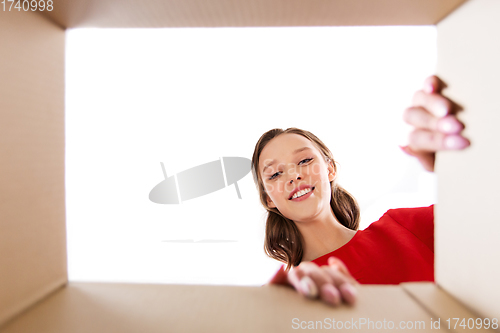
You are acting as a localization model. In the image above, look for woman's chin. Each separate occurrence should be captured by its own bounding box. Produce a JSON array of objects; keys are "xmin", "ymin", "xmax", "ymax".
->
[
  {"xmin": 290, "ymin": 210, "xmax": 324, "ymax": 224},
  {"xmin": 292, "ymin": 203, "xmax": 331, "ymax": 223}
]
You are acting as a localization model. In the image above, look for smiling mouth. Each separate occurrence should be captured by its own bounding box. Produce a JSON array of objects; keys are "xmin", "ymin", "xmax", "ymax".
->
[{"xmin": 289, "ymin": 186, "xmax": 315, "ymax": 200}]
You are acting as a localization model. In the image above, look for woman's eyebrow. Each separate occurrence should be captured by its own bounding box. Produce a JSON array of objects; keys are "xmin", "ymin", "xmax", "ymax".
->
[
  {"xmin": 262, "ymin": 147, "xmax": 312, "ymax": 173},
  {"xmin": 293, "ymin": 147, "xmax": 312, "ymax": 155},
  {"xmin": 262, "ymin": 162, "xmax": 275, "ymax": 173}
]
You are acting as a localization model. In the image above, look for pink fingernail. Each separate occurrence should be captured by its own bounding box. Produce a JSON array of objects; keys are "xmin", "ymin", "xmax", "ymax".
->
[
  {"xmin": 444, "ymin": 135, "xmax": 470, "ymax": 149},
  {"xmin": 323, "ymin": 285, "xmax": 341, "ymax": 306},
  {"xmin": 344, "ymin": 284, "xmax": 357, "ymax": 297},
  {"xmin": 438, "ymin": 118, "xmax": 463, "ymax": 134},
  {"xmin": 436, "ymin": 103, "xmax": 449, "ymax": 117},
  {"xmin": 299, "ymin": 276, "xmax": 318, "ymax": 299},
  {"xmin": 340, "ymin": 283, "xmax": 357, "ymax": 305}
]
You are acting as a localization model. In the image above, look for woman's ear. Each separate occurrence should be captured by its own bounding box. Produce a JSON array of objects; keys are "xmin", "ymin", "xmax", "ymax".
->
[
  {"xmin": 266, "ymin": 195, "xmax": 276, "ymax": 209},
  {"xmin": 327, "ymin": 160, "xmax": 336, "ymax": 182}
]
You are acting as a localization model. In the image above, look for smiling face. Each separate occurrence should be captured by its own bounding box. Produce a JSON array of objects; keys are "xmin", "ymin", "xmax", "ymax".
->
[{"xmin": 258, "ymin": 133, "xmax": 336, "ymax": 223}]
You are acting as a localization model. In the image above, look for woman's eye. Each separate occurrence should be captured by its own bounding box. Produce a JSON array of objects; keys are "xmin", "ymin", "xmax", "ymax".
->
[
  {"xmin": 269, "ymin": 172, "xmax": 281, "ymax": 180},
  {"xmin": 299, "ymin": 158, "xmax": 313, "ymax": 165}
]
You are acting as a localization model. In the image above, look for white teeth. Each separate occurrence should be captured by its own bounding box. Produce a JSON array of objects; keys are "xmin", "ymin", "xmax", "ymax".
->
[{"xmin": 292, "ymin": 188, "xmax": 311, "ymax": 199}]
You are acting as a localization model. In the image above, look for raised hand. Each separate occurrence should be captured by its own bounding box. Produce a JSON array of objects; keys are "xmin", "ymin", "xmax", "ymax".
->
[
  {"xmin": 401, "ymin": 75, "xmax": 470, "ymax": 171},
  {"xmin": 269, "ymin": 257, "xmax": 357, "ymax": 306}
]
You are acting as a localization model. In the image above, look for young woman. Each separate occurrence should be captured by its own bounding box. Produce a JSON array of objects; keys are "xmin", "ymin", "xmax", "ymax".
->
[{"xmin": 251, "ymin": 76, "xmax": 469, "ymax": 306}]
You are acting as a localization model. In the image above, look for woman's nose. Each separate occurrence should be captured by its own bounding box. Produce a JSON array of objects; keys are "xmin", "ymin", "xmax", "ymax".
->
[{"xmin": 289, "ymin": 174, "xmax": 302, "ymax": 184}]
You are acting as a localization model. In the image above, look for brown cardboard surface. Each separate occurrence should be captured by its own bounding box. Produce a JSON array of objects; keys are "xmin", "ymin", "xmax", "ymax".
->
[
  {"xmin": 0, "ymin": 282, "xmax": 447, "ymax": 333},
  {"xmin": 402, "ymin": 283, "xmax": 498, "ymax": 332},
  {"xmin": 0, "ymin": 10, "xmax": 66, "ymax": 327},
  {"xmin": 436, "ymin": 0, "xmax": 500, "ymax": 322},
  {"xmin": 39, "ymin": 0, "xmax": 467, "ymax": 28}
]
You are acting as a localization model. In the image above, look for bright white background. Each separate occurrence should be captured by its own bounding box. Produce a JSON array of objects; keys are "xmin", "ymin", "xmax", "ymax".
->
[{"xmin": 66, "ymin": 26, "xmax": 437, "ymax": 286}]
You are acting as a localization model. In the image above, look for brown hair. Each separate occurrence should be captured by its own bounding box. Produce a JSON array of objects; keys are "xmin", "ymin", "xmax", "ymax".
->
[{"xmin": 251, "ymin": 128, "xmax": 360, "ymax": 271}]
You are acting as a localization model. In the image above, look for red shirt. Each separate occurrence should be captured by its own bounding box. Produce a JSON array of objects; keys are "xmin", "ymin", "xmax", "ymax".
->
[{"xmin": 311, "ymin": 205, "xmax": 434, "ymax": 284}]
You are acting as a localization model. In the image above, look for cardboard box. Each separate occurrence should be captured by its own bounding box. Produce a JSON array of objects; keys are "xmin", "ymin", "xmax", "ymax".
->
[{"xmin": 1, "ymin": 0, "xmax": 499, "ymax": 331}]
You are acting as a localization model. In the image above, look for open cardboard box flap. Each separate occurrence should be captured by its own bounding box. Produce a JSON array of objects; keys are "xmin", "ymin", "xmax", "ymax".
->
[
  {"xmin": 0, "ymin": 282, "xmax": 481, "ymax": 333},
  {"xmin": 39, "ymin": 0, "xmax": 466, "ymax": 28},
  {"xmin": 1, "ymin": 0, "xmax": 499, "ymax": 331}
]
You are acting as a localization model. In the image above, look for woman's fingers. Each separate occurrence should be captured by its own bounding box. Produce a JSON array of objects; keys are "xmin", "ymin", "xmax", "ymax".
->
[
  {"xmin": 402, "ymin": 75, "xmax": 470, "ymax": 172},
  {"xmin": 423, "ymin": 75, "xmax": 447, "ymax": 94},
  {"xmin": 327, "ymin": 256, "xmax": 357, "ymax": 284},
  {"xmin": 404, "ymin": 108, "xmax": 464, "ymax": 134},
  {"xmin": 408, "ymin": 129, "xmax": 470, "ymax": 152},
  {"xmin": 339, "ymin": 283, "xmax": 357, "ymax": 305},
  {"xmin": 320, "ymin": 283, "xmax": 341, "ymax": 306},
  {"xmin": 412, "ymin": 89, "xmax": 454, "ymax": 118},
  {"xmin": 403, "ymin": 106, "xmax": 439, "ymax": 131},
  {"xmin": 322, "ymin": 263, "xmax": 357, "ymax": 305},
  {"xmin": 401, "ymin": 127, "xmax": 470, "ymax": 172},
  {"xmin": 297, "ymin": 276, "xmax": 319, "ymax": 298},
  {"xmin": 403, "ymin": 107, "xmax": 468, "ymax": 156},
  {"xmin": 399, "ymin": 146, "xmax": 435, "ymax": 172},
  {"xmin": 288, "ymin": 262, "xmax": 330, "ymax": 298},
  {"xmin": 287, "ymin": 260, "xmax": 357, "ymax": 306}
]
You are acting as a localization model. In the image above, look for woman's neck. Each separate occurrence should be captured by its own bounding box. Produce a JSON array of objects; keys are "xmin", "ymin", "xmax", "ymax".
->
[{"xmin": 295, "ymin": 208, "xmax": 357, "ymax": 262}]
